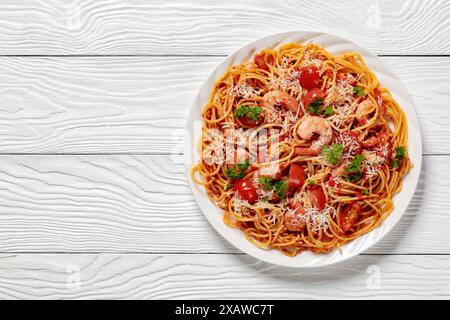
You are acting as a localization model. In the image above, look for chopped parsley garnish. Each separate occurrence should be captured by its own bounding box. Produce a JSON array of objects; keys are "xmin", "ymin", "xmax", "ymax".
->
[
  {"xmin": 235, "ymin": 105, "xmax": 262, "ymax": 121},
  {"xmin": 362, "ymin": 189, "xmax": 369, "ymax": 195},
  {"xmin": 258, "ymin": 177, "xmax": 288, "ymax": 199},
  {"xmin": 322, "ymin": 143, "xmax": 344, "ymax": 165},
  {"xmin": 307, "ymin": 179, "xmax": 315, "ymax": 185},
  {"xmin": 225, "ymin": 160, "xmax": 251, "ymax": 180},
  {"xmin": 323, "ymin": 105, "xmax": 334, "ymax": 116},
  {"xmin": 224, "ymin": 184, "xmax": 233, "ymax": 191},
  {"xmin": 306, "ymin": 98, "xmax": 323, "ymax": 115},
  {"xmin": 343, "ymin": 154, "xmax": 365, "ymax": 182},
  {"xmin": 353, "ymin": 86, "xmax": 365, "ymax": 97},
  {"xmin": 391, "ymin": 146, "xmax": 406, "ymax": 169},
  {"xmin": 238, "ymin": 162, "xmax": 250, "ymax": 171},
  {"xmin": 391, "ymin": 160, "xmax": 401, "ymax": 169},
  {"xmin": 274, "ymin": 180, "xmax": 288, "ymax": 199}
]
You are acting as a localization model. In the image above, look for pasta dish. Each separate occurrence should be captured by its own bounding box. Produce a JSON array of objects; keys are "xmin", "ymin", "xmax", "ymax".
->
[{"xmin": 191, "ymin": 42, "xmax": 412, "ymax": 256}]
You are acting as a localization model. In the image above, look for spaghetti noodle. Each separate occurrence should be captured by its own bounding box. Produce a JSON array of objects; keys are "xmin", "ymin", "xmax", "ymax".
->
[{"xmin": 191, "ymin": 42, "xmax": 412, "ymax": 256}]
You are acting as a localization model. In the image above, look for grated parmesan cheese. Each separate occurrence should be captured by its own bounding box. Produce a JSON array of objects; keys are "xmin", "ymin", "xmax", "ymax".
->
[
  {"xmin": 281, "ymin": 111, "xmax": 299, "ymax": 134},
  {"xmin": 303, "ymin": 205, "xmax": 336, "ymax": 233},
  {"xmin": 336, "ymin": 132, "xmax": 361, "ymax": 160},
  {"xmin": 265, "ymin": 109, "xmax": 283, "ymax": 124},
  {"xmin": 227, "ymin": 83, "xmax": 260, "ymax": 98},
  {"xmin": 202, "ymin": 129, "xmax": 225, "ymax": 164}
]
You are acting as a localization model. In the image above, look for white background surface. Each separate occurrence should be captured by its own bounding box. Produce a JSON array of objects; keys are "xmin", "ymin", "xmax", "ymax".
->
[
  {"xmin": 0, "ymin": 0, "xmax": 449, "ymax": 299},
  {"xmin": 186, "ymin": 31, "xmax": 423, "ymax": 268}
]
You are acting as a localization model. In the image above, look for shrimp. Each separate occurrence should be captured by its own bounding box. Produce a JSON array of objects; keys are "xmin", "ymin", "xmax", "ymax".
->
[
  {"xmin": 261, "ymin": 91, "xmax": 300, "ymax": 114},
  {"xmin": 361, "ymin": 136, "xmax": 379, "ymax": 148},
  {"xmin": 202, "ymin": 129, "xmax": 225, "ymax": 165},
  {"xmin": 355, "ymin": 98, "xmax": 375, "ymax": 124},
  {"xmin": 285, "ymin": 202, "xmax": 306, "ymax": 232},
  {"xmin": 254, "ymin": 162, "xmax": 286, "ymax": 180},
  {"xmin": 294, "ymin": 116, "xmax": 333, "ymax": 156}
]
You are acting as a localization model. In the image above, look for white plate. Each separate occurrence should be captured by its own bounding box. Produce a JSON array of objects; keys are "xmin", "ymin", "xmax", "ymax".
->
[{"xmin": 184, "ymin": 31, "xmax": 422, "ymax": 268}]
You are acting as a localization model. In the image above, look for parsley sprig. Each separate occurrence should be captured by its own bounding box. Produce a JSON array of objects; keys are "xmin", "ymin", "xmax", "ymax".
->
[
  {"xmin": 343, "ymin": 154, "xmax": 365, "ymax": 182},
  {"xmin": 391, "ymin": 146, "xmax": 406, "ymax": 169},
  {"xmin": 258, "ymin": 177, "xmax": 288, "ymax": 199},
  {"xmin": 306, "ymin": 98, "xmax": 323, "ymax": 115},
  {"xmin": 235, "ymin": 105, "xmax": 262, "ymax": 121},
  {"xmin": 322, "ymin": 143, "xmax": 344, "ymax": 165},
  {"xmin": 225, "ymin": 160, "xmax": 251, "ymax": 180},
  {"xmin": 323, "ymin": 105, "xmax": 334, "ymax": 116},
  {"xmin": 353, "ymin": 86, "xmax": 365, "ymax": 97}
]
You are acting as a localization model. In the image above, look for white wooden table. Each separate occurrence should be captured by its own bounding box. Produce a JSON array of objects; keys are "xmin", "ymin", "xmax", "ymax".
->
[{"xmin": 0, "ymin": 0, "xmax": 449, "ymax": 299}]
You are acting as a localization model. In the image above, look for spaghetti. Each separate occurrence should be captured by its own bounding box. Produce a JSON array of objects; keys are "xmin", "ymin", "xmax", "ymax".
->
[{"xmin": 191, "ymin": 42, "xmax": 412, "ymax": 256}]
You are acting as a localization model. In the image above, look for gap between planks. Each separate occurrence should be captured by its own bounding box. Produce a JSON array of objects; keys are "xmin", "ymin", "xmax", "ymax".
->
[
  {"xmin": 1, "ymin": 252, "xmax": 450, "ymax": 256},
  {"xmin": 0, "ymin": 153, "xmax": 445, "ymax": 156}
]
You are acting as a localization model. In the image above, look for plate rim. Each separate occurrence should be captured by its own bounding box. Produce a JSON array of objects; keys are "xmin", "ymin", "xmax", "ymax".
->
[{"xmin": 184, "ymin": 31, "xmax": 423, "ymax": 268}]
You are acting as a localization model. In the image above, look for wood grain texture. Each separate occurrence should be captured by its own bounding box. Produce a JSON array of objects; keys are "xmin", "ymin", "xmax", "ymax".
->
[
  {"xmin": 0, "ymin": 56, "xmax": 448, "ymax": 154},
  {"xmin": 0, "ymin": 253, "xmax": 449, "ymax": 299},
  {"xmin": 0, "ymin": 154, "xmax": 446, "ymax": 254},
  {"xmin": 0, "ymin": 0, "xmax": 448, "ymax": 55}
]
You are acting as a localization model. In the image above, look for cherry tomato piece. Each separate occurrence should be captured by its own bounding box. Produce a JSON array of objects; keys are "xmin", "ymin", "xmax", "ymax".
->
[
  {"xmin": 373, "ymin": 87, "xmax": 385, "ymax": 115},
  {"xmin": 254, "ymin": 54, "xmax": 269, "ymax": 71},
  {"xmin": 302, "ymin": 88, "xmax": 325, "ymax": 108},
  {"xmin": 299, "ymin": 66, "xmax": 320, "ymax": 89},
  {"xmin": 325, "ymin": 69, "xmax": 334, "ymax": 80},
  {"xmin": 288, "ymin": 163, "xmax": 306, "ymax": 191},
  {"xmin": 309, "ymin": 186, "xmax": 326, "ymax": 210},
  {"xmin": 234, "ymin": 180, "xmax": 258, "ymax": 204},
  {"xmin": 336, "ymin": 72, "xmax": 358, "ymax": 86},
  {"xmin": 237, "ymin": 116, "xmax": 264, "ymax": 128},
  {"xmin": 285, "ymin": 201, "xmax": 306, "ymax": 232}
]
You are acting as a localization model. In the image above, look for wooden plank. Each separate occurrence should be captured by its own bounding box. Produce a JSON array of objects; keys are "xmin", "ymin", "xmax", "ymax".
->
[
  {"xmin": 0, "ymin": 154, "xmax": 445, "ymax": 254},
  {"xmin": 0, "ymin": 56, "xmax": 448, "ymax": 154},
  {"xmin": 0, "ymin": 253, "xmax": 449, "ymax": 299},
  {"xmin": 0, "ymin": 0, "xmax": 448, "ymax": 55}
]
